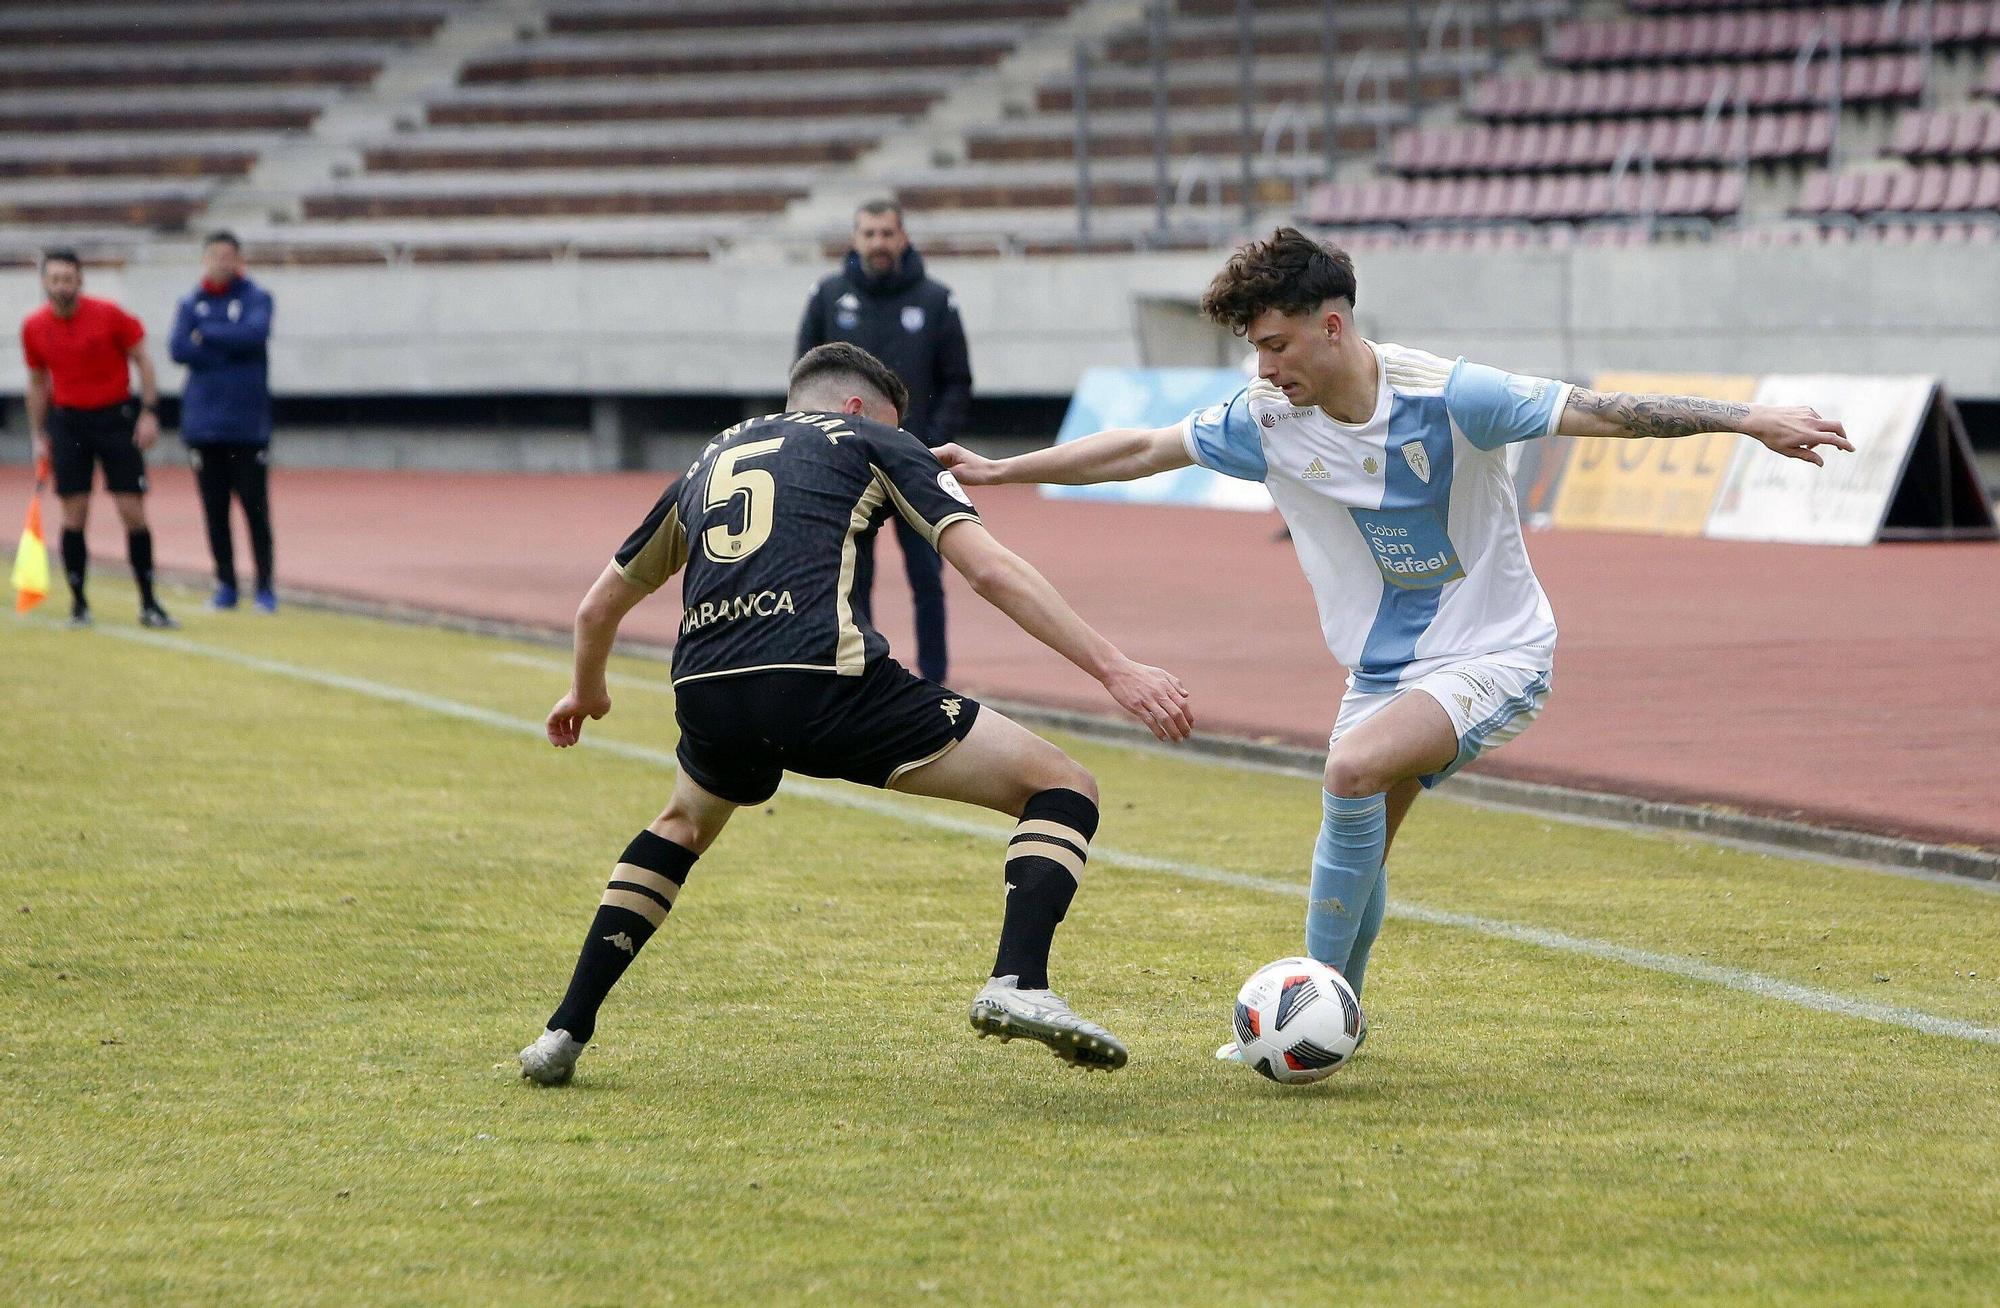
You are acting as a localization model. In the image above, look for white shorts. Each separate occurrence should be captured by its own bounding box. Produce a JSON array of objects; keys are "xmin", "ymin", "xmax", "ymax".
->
[{"xmin": 1331, "ymin": 658, "xmax": 1553, "ymax": 790}]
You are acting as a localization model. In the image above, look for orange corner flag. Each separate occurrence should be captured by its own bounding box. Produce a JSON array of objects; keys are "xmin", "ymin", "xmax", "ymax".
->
[{"xmin": 13, "ymin": 463, "xmax": 50, "ymax": 613}]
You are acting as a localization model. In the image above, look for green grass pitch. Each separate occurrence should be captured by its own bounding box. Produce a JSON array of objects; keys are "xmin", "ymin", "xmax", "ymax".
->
[{"xmin": 4, "ymin": 583, "xmax": 1998, "ymax": 1305}]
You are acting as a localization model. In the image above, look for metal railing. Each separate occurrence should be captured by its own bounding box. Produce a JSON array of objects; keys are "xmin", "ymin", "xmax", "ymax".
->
[
  {"xmin": 1699, "ymin": 74, "xmax": 1753, "ymax": 188},
  {"xmin": 1064, "ymin": 0, "xmax": 1577, "ymax": 248},
  {"xmin": 1425, "ymin": 3, "xmax": 1483, "ymax": 103},
  {"xmin": 1341, "ymin": 53, "xmax": 1398, "ymax": 160},
  {"xmin": 1793, "ymin": 23, "xmax": 1845, "ymax": 169},
  {"xmin": 1260, "ymin": 102, "xmax": 1321, "ymax": 215},
  {"xmin": 1608, "ymin": 132, "xmax": 1660, "ymax": 242},
  {"xmin": 1174, "ymin": 155, "xmax": 1228, "ymax": 237}
]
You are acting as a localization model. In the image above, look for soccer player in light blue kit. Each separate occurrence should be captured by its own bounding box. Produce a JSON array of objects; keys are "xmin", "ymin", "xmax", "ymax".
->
[{"xmin": 937, "ymin": 228, "xmax": 1851, "ymax": 1064}]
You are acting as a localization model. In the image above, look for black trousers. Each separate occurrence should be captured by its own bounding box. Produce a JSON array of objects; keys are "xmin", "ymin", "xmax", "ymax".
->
[
  {"xmin": 188, "ymin": 443, "xmax": 273, "ymax": 591},
  {"xmin": 850, "ymin": 515, "xmax": 948, "ymax": 684}
]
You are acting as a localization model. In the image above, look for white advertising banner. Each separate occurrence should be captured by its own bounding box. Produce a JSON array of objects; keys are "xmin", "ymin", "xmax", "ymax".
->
[{"xmin": 1704, "ymin": 375, "xmax": 1936, "ymax": 546}]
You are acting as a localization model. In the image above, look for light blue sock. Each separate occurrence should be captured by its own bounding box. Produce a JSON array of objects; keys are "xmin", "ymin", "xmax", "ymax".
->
[
  {"xmin": 1341, "ymin": 858, "xmax": 1388, "ymax": 997},
  {"xmin": 1305, "ymin": 790, "xmax": 1387, "ymax": 993}
]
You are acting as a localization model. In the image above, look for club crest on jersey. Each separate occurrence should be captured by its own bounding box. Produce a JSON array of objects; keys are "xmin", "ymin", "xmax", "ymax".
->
[
  {"xmin": 1400, "ymin": 441, "xmax": 1432, "ymax": 484},
  {"xmin": 901, "ymin": 306, "xmax": 926, "ymax": 333}
]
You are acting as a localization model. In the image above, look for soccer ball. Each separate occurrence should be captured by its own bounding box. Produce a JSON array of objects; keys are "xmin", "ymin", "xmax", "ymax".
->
[{"xmin": 1231, "ymin": 957, "xmax": 1367, "ymax": 1084}]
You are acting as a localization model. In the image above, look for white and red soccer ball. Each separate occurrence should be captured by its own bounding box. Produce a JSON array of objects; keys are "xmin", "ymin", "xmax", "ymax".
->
[{"xmin": 1232, "ymin": 957, "xmax": 1367, "ymax": 1084}]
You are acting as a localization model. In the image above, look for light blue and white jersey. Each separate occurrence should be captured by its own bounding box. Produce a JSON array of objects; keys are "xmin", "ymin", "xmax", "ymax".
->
[{"xmin": 1180, "ymin": 340, "xmax": 1568, "ymax": 692}]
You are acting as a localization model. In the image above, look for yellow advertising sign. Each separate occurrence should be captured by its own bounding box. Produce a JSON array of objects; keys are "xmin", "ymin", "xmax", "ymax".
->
[{"xmin": 1550, "ymin": 373, "xmax": 1759, "ymax": 536}]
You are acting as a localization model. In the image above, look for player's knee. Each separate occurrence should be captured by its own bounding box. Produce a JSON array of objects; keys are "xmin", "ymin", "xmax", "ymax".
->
[
  {"xmin": 1018, "ymin": 753, "xmax": 1095, "ymax": 813},
  {"xmin": 1323, "ymin": 755, "xmax": 1382, "ymax": 800},
  {"xmin": 1058, "ymin": 764, "xmax": 1099, "ymax": 807}
]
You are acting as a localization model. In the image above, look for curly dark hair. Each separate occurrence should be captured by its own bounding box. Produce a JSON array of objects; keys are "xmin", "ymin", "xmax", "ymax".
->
[
  {"xmin": 788, "ymin": 341, "xmax": 910, "ymax": 422},
  {"xmin": 1200, "ymin": 227, "xmax": 1358, "ymax": 334}
]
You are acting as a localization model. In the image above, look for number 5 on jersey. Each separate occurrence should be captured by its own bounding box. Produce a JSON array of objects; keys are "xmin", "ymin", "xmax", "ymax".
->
[{"xmin": 702, "ymin": 437, "xmax": 785, "ymax": 563}]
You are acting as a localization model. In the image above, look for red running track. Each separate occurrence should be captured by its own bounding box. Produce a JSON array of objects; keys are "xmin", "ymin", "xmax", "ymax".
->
[{"xmin": 15, "ymin": 464, "xmax": 1998, "ymax": 852}]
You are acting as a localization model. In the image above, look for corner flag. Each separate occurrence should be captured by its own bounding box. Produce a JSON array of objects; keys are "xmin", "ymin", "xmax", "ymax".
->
[{"xmin": 12, "ymin": 460, "xmax": 50, "ymax": 613}]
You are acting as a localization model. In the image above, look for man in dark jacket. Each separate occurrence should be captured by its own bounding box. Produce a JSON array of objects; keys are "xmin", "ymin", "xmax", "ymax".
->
[
  {"xmin": 795, "ymin": 199, "xmax": 972, "ymax": 683},
  {"xmin": 170, "ymin": 231, "xmax": 276, "ymax": 612}
]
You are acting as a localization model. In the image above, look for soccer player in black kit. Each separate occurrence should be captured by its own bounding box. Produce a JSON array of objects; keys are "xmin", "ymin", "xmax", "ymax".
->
[{"xmin": 520, "ymin": 343, "xmax": 1193, "ymax": 1083}]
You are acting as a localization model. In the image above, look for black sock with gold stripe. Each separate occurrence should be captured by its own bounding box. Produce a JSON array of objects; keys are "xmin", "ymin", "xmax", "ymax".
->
[
  {"xmin": 992, "ymin": 788, "xmax": 1098, "ymax": 990},
  {"xmin": 547, "ymin": 829, "xmax": 695, "ymax": 1044}
]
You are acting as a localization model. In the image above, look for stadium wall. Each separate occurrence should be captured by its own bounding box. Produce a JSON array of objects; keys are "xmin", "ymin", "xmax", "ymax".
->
[{"xmin": 3, "ymin": 245, "xmax": 1997, "ymax": 466}]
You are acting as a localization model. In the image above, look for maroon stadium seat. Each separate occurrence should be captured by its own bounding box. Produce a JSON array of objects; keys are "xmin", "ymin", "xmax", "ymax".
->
[{"xmin": 1914, "ymin": 164, "xmax": 1950, "ymax": 212}]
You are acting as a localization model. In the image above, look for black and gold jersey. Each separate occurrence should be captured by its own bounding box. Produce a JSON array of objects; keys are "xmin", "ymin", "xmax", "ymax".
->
[{"xmin": 613, "ymin": 411, "xmax": 981, "ymax": 685}]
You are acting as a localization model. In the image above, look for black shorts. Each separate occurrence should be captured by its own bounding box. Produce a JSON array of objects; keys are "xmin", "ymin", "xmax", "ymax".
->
[
  {"xmin": 49, "ymin": 401, "xmax": 146, "ymax": 498},
  {"xmin": 673, "ymin": 658, "xmax": 982, "ymax": 806}
]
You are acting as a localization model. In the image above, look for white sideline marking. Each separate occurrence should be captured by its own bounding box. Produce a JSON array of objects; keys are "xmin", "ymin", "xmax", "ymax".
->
[
  {"xmin": 80, "ymin": 624, "xmax": 2000, "ymax": 1051},
  {"xmin": 490, "ymin": 647, "xmax": 2000, "ymax": 897}
]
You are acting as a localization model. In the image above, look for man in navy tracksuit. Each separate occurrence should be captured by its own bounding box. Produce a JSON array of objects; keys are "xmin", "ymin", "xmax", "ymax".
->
[
  {"xmin": 795, "ymin": 199, "xmax": 972, "ymax": 683},
  {"xmin": 170, "ymin": 231, "xmax": 277, "ymax": 612}
]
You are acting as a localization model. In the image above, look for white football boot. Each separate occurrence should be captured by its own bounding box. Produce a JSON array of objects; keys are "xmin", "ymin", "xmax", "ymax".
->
[
  {"xmin": 1213, "ymin": 1040, "xmax": 1247, "ymax": 1065},
  {"xmin": 970, "ymin": 975, "xmax": 1128, "ymax": 1071},
  {"xmin": 518, "ymin": 1028, "xmax": 586, "ymax": 1085}
]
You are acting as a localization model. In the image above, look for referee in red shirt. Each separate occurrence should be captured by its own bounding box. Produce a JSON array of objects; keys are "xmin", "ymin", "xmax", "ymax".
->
[{"xmin": 22, "ymin": 248, "xmax": 175, "ymax": 628}]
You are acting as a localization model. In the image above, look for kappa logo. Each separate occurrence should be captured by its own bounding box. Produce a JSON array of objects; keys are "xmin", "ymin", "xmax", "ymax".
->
[
  {"xmin": 1300, "ymin": 458, "xmax": 1331, "ymax": 481},
  {"xmin": 603, "ymin": 931, "xmax": 636, "ymax": 955},
  {"xmin": 941, "ymin": 697, "xmax": 963, "ymax": 723},
  {"xmin": 1400, "ymin": 440, "xmax": 1432, "ymax": 484}
]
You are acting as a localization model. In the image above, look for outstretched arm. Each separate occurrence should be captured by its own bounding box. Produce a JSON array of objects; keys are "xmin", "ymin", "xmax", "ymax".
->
[
  {"xmin": 934, "ymin": 424, "xmax": 1192, "ymax": 487},
  {"xmin": 937, "ymin": 520, "xmax": 1192, "ymax": 741},
  {"xmin": 1559, "ymin": 388, "xmax": 1853, "ymax": 466},
  {"xmin": 547, "ymin": 563, "xmax": 652, "ymax": 747}
]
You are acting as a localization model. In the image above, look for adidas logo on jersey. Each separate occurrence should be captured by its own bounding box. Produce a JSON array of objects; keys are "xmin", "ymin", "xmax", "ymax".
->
[{"xmin": 1300, "ymin": 458, "xmax": 1331, "ymax": 481}]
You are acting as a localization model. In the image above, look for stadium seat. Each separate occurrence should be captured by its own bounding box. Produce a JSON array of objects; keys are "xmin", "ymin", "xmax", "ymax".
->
[{"xmin": 1471, "ymin": 55, "xmax": 1921, "ymax": 122}]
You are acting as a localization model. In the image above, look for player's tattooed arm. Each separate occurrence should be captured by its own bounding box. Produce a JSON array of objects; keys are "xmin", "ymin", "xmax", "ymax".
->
[
  {"xmin": 1560, "ymin": 389, "xmax": 1751, "ymax": 441},
  {"xmin": 1559, "ymin": 389, "xmax": 1854, "ymax": 464}
]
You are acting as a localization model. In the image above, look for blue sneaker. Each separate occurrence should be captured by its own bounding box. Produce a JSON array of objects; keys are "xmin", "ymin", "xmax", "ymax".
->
[
  {"xmin": 208, "ymin": 584, "xmax": 239, "ymax": 611},
  {"xmin": 252, "ymin": 587, "xmax": 278, "ymax": 614}
]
